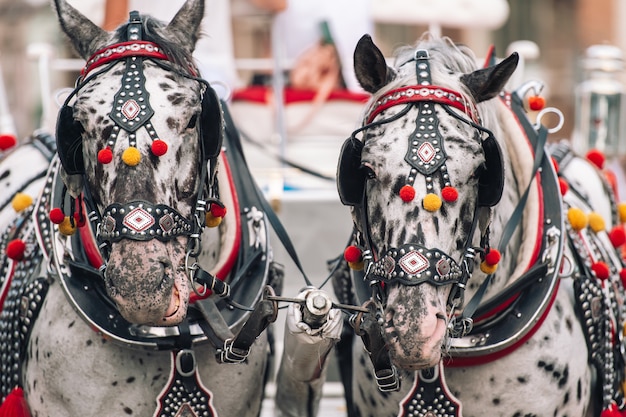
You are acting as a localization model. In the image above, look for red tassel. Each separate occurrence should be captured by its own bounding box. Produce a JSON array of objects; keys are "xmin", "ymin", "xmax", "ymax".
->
[
  {"xmin": 344, "ymin": 245, "xmax": 362, "ymax": 263},
  {"xmin": 483, "ymin": 248, "xmax": 501, "ymax": 266},
  {"xmin": 399, "ymin": 185, "xmax": 415, "ymax": 202},
  {"xmin": 210, "ymin": 204, "xmax": 227, "ymax": 218},
  {"xmin": 97, "ymin": 147, "xmax": 113, "ymax": 164},
  {"xmin": 151, "ymin": 139, "xmax": 168, "ymax": 156},
  {"xmin": 609, "ymin": 226, "xmax": 626, "ymax": 248},
  {"xmin": 558, "ymin": 178, "xmax": 569, "ymax": 196},
  {"xmin": 6, "ymin": 239, "xmax": 26, "ymax": 261},
  {"xmin": 586, "ymin": 149, "xmax": 606, "ymax": 170},
  {"xmin": 591, "ymin": 262, "xmax": 610, "ymax": 280},
  {"xmin": 49, "ymin": 208, "xmax": 65, "ymax": 224},
  {"xmin": 441, "ymin": 186, "xmax": 458, "ymax": 202},
  {"xmin": 0, "ymin": 387, "xmax": 31, "ymax": 417},
  {"xmin": 528, "ymin": 95, "xmax": 545, "ymax": 111},
  {"xmin": 0, "ymin": 133, "xmax": 17, "ymax": 151}
]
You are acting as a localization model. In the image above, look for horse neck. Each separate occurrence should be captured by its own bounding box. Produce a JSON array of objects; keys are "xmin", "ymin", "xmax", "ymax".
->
[{"xmin": 464, "ymin": 98, "xmax": 539, "ymax": 302}]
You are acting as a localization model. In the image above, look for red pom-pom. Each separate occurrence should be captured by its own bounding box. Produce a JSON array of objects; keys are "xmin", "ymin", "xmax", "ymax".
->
[
  {"xmin": 0, "ymin": 133, "xmax": 17, "ymax": 151},
  {"xmin": 151, "ymin": 139, "xmax": 168, "ymax": 156},
  {"xmin": 558, "ymin": 178, "xmax": 569, "ymax": 196},
  {"xmin": 586, "ymin": 149, "xmax": 606, "ymax": 170},
  {"xmin": 399, "ymin": 185, "xmax": 415, "ymax": 202},
  {"xmin": 49, "ymin": 207, "xmax": 65, "ymax": 224},
  {"xmin": 600, "ymin": 403, "xmax": 622, "ymax": 417},
  {"xmin": 591, "ymin": 262, "xmax": 610, "ymax": 280},
  {"xmin": 619, "ymin": 269, "xmax": 626, "ymax": 287},
  {"xmin": 609, "ymin": 226, "xmax": 626, "ymax": 248},
  {"xmin": 441, "ymin": 186, "xmax": 458, "ymax": 202},
  {"xmin": 484, "ymin": 248, "xmax": 501, "ymax": 266},
  {"xmin": 6, "ymin": 239, "xmax": 26, "ymax": 260},
  {"xmin": 344, "ymin": 245, "xmax": 362, "ymax": 263},
  {"xmin": 98, "ymin": 147, "xmax": 113, "ymax": 164},
  {"xmin": 210, "ymin": 204, "xmax": 227, "ymax": 218},
  {"xmin": 528, "ymin": 95, "xmax": 546, "ymax": 111}
]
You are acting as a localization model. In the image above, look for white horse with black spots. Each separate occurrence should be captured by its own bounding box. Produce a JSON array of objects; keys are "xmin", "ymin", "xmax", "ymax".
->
[
  {"xmin": 325, "ymin": 34, "xmax": 626, "ymax": 417},
  {"xmin": 0, "ymin": 1, "xmax": 341, "ymax": 416}
]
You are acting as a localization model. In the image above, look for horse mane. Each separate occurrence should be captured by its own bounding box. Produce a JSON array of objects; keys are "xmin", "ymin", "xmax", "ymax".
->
[{"xmin": 113, "ymin": 14, "xmax": 196, "ymax": 71}]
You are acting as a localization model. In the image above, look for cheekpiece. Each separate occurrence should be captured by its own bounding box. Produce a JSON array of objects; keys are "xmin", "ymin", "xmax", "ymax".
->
[
  {"xmin": 98, "ymin": 201, "xmax": 193, "ymax": 242},
  {"xmin": 369, "ymin": 243, "xmax": 462, "ymax": 286}
]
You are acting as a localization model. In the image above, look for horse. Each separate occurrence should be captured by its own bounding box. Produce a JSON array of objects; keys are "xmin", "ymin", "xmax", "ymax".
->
[
  {"xmin": 0, "ymin": 1, "xmax": 302, "ymax": 415},
  {"xmin": 328, "ymin": 33, "xmax": 626, "ymax": 417}
]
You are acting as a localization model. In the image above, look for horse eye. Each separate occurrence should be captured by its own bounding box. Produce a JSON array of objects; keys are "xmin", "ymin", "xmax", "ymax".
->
[
  {"xmin": 362, "ymin": 164, "xmax": 377, "ymax": 179},
  {"xmin": 186, "ymin": 114, "xmax": 198, "ymax": 129}
]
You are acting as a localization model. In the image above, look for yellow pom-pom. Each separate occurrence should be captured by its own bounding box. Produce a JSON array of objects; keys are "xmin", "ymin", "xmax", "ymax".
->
[
  {"xmin": 58, "ymin": 216, "xmax": 76, "ymax": 236},
  {"xmin": 619, "ymin": 202, "xmax": 626, "ymax": 223},
  {"xmin": 205, "ymin": 212, "xmax": 223, "ymax": 228},
  {"xmin": 11, "ymin": 193, "xmax": 33, "ymax": 212},
  {"xmin": 567, "ymin": 207, "xmax": 588, "ymax": 231},
  {"xmin": 122, "ymin": 147, "xmax": 141, "ymax": 166},
  {"xmin": 423, "ymin": 193, "xmax": 442, "ymax": 212},
  {"xmin": 587, "ymin": 212, "xmax": 605, "ymax": 233},
  {"xmin": 480, "ymin": 261, "xmax": 498, "ymax": 275},
  {"xmin": 348, "ymin": 260, "xmax": 365, "ymax": 271}
]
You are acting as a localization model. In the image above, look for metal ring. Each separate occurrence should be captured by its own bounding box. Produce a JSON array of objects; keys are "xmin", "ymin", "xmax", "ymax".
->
[
  {"xmin": 558, "ymin": 253, "xmax": 575, "ymax": 279},
  {"xmin": 418, "ymin": 365, "xmax": 439, "ymax": 383},
  {"xmin": 535, "ymin": 106, "xmax": 564, "ymax": 134}
]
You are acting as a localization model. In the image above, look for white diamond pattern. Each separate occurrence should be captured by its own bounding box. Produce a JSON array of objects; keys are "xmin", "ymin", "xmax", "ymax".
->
[
  {"xmin": 417, "ymin": 142, "xmax": 435, "ymax": 163},
  {"xmin": 123, "ymin": 207, "xmax": 155, "ymax": 232},
  {"xmin": 121, "ymin": 99, "xmax": 140, "ymax": 120},
  {"xmin": 399, "ymin": 251, "xmax": 429, "ymax": 275}
]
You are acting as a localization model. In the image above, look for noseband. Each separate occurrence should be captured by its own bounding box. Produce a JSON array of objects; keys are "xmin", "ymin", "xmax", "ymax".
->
[{"xmin": 340, "ymin": 50, "xmax": 503, "ymax": 316}]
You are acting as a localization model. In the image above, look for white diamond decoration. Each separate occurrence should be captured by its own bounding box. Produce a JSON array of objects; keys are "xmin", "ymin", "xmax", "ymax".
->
[
  {"xmin": 121, "ymin": 99, "xmax": 140, "ymax": 120},
  {"xmin": 417, "ymin": 142, "xmax": 436, "ymax": 163},
  {"xmin": 399, "ymin": 251, "xmax": 429, "ymax": 275},
  {"xmin": 123, "ymin": 207, "xmax": 155, "ymax": 232}
]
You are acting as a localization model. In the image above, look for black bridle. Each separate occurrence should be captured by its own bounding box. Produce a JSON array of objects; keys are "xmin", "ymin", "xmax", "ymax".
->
[
  {"xmin": 55, "ymin": 12, "xmax": 224, "ymax": 292},
  {"xmin": 343, "ymin": 50, "xmax": 501, "ymax": 317}
]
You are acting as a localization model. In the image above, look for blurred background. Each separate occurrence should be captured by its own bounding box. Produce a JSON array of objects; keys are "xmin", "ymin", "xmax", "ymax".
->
[{"xmin": 0, "ymin": 0, "xmax": 621, "ymax": 142}]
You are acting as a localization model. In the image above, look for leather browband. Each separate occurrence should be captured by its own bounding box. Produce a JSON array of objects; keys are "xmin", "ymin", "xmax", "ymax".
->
[
  {"xmin": 366, "ymin": 85, "xmax": 478, "ymax": 124},
  {"xmin": 81, "ymin": 41, "xmax": 169, "ymax": 77}
]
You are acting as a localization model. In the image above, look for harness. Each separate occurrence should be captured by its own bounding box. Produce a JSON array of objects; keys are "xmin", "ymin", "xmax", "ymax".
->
[
  {"xmin": 550, "ymin": 140, "xmax": 626, "ymax": 414},
  {"xmin": 335, "ymin": 48, "xmax": 566, "ymax": 405}
]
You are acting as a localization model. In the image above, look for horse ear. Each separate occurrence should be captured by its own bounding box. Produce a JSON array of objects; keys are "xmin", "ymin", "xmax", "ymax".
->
[
  {"xmin": 53, "ymin": 0, "xmax": 109, "ymax": 59},
  {"xmin": 166, "ymin": 0, "xmax": 205, "ymax": 53},
  {"xmin": 354, "ymin": 34, "xmax": 396, "ymax": 93},
  {"xmin": 460, "ymin": 52, "xmax": 519, "ymax": 103}
]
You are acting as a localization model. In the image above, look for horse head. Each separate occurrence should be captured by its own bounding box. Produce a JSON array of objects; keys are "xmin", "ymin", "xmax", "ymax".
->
[
  {"xmin": 339, "ymin": 34, "xmax": 518, "ymax": 370},
  {"xmin": 53, "ymin": 0, "xmax": 223, "ymax": 326}
]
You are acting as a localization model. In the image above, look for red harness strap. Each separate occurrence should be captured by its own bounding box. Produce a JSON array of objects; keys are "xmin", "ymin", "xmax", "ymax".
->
[
  {"xmin": 365, "ymin": 85, "xmax": 478, "ymax": 124},
  {"xmin": 81, "ymin": 41, "xmax": 169, "ymax": 77}
]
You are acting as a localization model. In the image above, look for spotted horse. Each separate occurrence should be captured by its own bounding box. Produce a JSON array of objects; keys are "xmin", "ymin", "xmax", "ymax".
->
[
  {"xmin": 0, "ymin": 0, "xmax": 337, "ymax": 415},
  {"xmin": 326, "ymin": 34, "xmax": 626, "ymax": 417}
]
